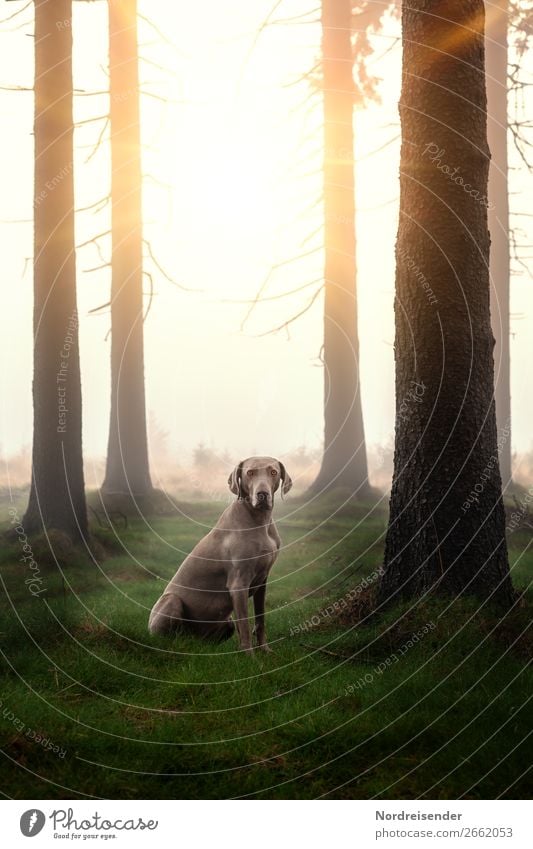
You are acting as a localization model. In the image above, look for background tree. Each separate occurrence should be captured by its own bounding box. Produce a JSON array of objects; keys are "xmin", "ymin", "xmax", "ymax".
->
[
  {"xmin": 102, "ymin": 0, "xmax": 153, "ymax": 497},
  {"xmin": 240, "ymin": 2, "xmax": 394, "ymax": 500},
  {"xmin": 309, "ymin": 0, "xmax": 370, "ymax": 496},
  {"xmin": 486, "ymin": 0, "xmax": 512, "ymax": 488},
  {"xmin": 486, "ymin": 1, "xmax": 533, "ymax": 489},
  {"xmin": 24, "ymin": 0, "xmax": 88, "ymax": 542},
  {"xmin": 378, "ymin": 0, "xmax": 513, "ymax": 606}
]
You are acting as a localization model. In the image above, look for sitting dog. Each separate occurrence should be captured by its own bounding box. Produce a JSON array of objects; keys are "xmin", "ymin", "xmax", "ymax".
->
[{"xmin": 148, "ymin": 456, "xmax": 292, "ymax": 654}]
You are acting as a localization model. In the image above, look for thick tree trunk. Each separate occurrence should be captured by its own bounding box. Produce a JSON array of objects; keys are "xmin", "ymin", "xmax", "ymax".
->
[
  {"xmin": 486, "ymin": 0, "xmax": 512, "ymax": 487},
  {"xmin": 378, "ymin": 0, "xmax": 513, "ymax": 606},
  {"xmin": 24, "ymin": 0, "xmax": 88, "ymax": 542},
  {"xmin": 102, "ymin": 0, "xmax": 153, "ymax": 496},
  {"xmin": 310, "ymin": 0, "xmax": 369, "ymax": 497}
]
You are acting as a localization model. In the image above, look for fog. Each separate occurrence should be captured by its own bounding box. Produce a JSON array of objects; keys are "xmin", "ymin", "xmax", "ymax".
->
[{"xmin": 1, "ymin": 0, "xmax": 532, "ymax": 493}]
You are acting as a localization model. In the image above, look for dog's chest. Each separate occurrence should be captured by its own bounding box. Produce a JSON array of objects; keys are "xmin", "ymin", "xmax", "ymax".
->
[{"xmin": 251, "ymin": 540, "xmax": 278, "ymax": 579}]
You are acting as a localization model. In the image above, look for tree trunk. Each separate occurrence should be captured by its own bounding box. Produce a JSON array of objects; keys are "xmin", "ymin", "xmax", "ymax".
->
[
  {"xmin": 486, "ymin": 0, "xmax": 512, "ymax": 487},
  {"xmin": 378, "ymin": 0, "xmax": 513, "ymax": 606},
  {"xmin": 102, "ymin": 0, "xmax": 153, "ymax": 496},
  {"xmin": 310, "ymin": 0, "xmax": 369, "ymax": 497},
  {"xmin": 24, "ymin": 0, "xmax": 88, "ymax": 542}
]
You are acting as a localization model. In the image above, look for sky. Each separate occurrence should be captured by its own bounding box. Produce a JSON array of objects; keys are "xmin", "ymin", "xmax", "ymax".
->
[{"xmin": 1, "ymin": 0, "xmax": 532, "ymax": 486}]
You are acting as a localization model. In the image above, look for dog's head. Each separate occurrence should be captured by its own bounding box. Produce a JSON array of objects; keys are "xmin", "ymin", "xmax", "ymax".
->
[{"xmin": 227, "ymin": 456, "xmax": 292, "ymax": 510}]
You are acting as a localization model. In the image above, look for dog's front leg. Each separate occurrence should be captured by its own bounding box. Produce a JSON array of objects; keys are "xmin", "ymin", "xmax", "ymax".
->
[
  {"xmin": 229, "ymin": 586, "xmax": 253, "ymax": 654},
  {"xmin": 253, "ymin": 583, "xmax": 272, "ymax": 653}
]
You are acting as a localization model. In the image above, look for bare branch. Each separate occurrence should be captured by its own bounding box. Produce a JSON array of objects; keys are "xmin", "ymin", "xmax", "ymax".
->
[
  {"xmin": 142, "ymin": 270, "xmax": 154, "ymax": 322},
  {"xmin": 88, "ymin": 301, "xmax": 111, "ymax": 315},
  {"xmin": 236, "ymin": 0, "xmax": 285, "ymax": 93},
  {"xmin": 143, "ymin": 173, "xmax": 173, "ymax": 191},
  {"xmin": 301, "ymin": 224, "xmax": 323, "ymax": 247},
  {"xmin": 77, "ymin": 230, "xmax": 111, "ymax": 265},
  {"xmin": 509, "ymin": 226, "xmax": 533, "ymax": 278},
  {"xmin": 83, "ymin": 262, "xmax": 111, "ymax": 274},
  {"xmin": 357, "ymin": 133, "xmax": 400, "ymax": 162},
  {"xmin": 76, "ymin": 230, "xmax": 111, "ymax": 249},
  {"xmin": 76, "ymin": 195, "xmax": 110, "ymax": 215},
  {"xmin": 140, "ymin": 89, "xmax": 183, "ymax": 104},
  {"xmin": 84, "ymin": 116, "xmax": 110, "ymax": 163},
  {"xmin": 0, "ymin": 84, "xmax": 32, "ymax": 92},
  {"xmin": 282, "ymin": 62, "xmax": 320, "ymax": 89},
  {"xmin": 270, "ymin": 9, "xmax": 320, "ymax": 26},
  {"xmin": 74, "ymin": 89, "xmax": 109, "ymax": 97},
  {"xmin": 0, "ymin": 0, "xmax": 31, "ymax": 24},
  {"xmin": 219, "ymin": 278, "xmax": 322, "ymax": 305},
  {"xmin": 139, "ymin": 55, "xmax": 181, "ymax": 79},
  {"xmin": 137, "ymin": 12, "xmax": 189, "ymax": 57},
  {"xmin": 142, "ymin": 238, "xmax": 193, "ymax": 291},
  {"xmin": 75, "ymin": 114, "xmax": 109, "ymax": 128},
  {"xmin": 509, "ymin": 122, "xmax": 533, "ymax": 171},
  {"xmin": 240, "ymin": 246, "xmax": 321, "ymax": 330},
  {"xmin": 254, "ymin": 286, "xmax": 323, "ymax": 338}
]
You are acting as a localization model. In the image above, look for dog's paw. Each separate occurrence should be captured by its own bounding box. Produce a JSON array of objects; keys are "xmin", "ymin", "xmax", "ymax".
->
[{"xmin": 258, "ymin": 643, "xmax": 273, "ymax": 654}]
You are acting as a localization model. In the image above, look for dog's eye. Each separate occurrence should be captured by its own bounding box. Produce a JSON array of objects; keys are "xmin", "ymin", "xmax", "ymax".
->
[
  {"xmin": 246, "ymin": 470, "xmax": 254, "ymax": 477},
  {"xmin": 270, "ymin": 470, "xmax": 277, "ymax": 476}
]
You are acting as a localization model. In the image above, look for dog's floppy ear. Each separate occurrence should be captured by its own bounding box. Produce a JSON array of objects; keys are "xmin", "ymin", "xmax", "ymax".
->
[
  {"xmin": 279, "ymin": 462, "xmax": 292, "ymax": 497},
  {"xmin": 228, "ymin": 461, "xmax": 244, "ymax": 498}
]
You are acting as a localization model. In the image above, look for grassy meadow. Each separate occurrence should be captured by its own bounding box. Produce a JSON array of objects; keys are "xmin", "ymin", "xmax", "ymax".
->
[{"xmin": 0, "ymin": 491, "xmax": 531, "ymax": 799}]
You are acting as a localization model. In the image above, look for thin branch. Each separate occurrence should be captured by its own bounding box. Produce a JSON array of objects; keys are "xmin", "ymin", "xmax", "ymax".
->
[
  {"xmin": 75, "ymin": 114, "xmax": 108, "ymax": 128},
  {"xmin": 84, "ymin": 116, "xmax": 110, "ymax": 163},
  {"xmin": 510, "ymin": 123, "xmax": 533, "ymax": 171},
  {"xmin": 139, "ymin": 55, "xmax": 181, "ymax": 79},
  {"xmin": 142, "ymin": 238, "xmax": 193, "ymax": 291},
  {"xmin": 88, "ymin": 301, "xmax": 111, "ymax": 315},
  {"xmin": 143, "ymin": 173, "xmax": 173, "ymax": 191},
  {"xmin": 0, "ymin": 0, "xmax": 31, "ymax": 24},
  {"xmin": 366, "ymin": 35, "xmax": 401, "ymax": 67},
  {"xmin": 219, "ymin": 278, "xmax": 322, "ymax": 305},
  {"xmin": 76, "ymin": 230, "xmax": 111, "ymax": 249},
  {"xmin": 74, "ymin": 89, "xmax": 108, "ymax": 97},
  {"xmin": 255, "ymin": 286, "xmax": 323, "ymax": 338},
  {"xmin": 282, "ymin": 62, "xmax": 320, "ymax": 89},
  {"xmin": 142, "ymin": 270, "xmax": 154, "ymax": 322},
  {"xmin": 77, "ymin": 230, "xmax": 111, "ymax": 265},
  {"xmin": 140, "ymin": 89, "xmax": 183, "ymax": 105},
  {"xmin": 0, "ymin": 84, "xmax": 32, "ymax": 92},
  {"xmin": 76, "ymin": 195, "xmax": 110, "ymax": 215},
  {"xmin": 236, "ymin": 0, "xmax": 285, "ymax": 94},
  {"xmin": 357, "ymin": 133, "xmax": 400, "ymax": 163},
  {"xmin": 83, "ymin": 262, "xmax": 111, "ymax": 274},
  {"xmin": 240, "ymin": 246, "xmax": 321, "ymax": 331},
  {"xmin": 270, "ymin": 9, "xmax": 320, "ymax": 26},
  {"xmin": 137, "ymin": 12, "xmax": 189, "ymax": 58},
  {"xmin": 277, "ymin": 7, "xmax": 321, "ymax": 24},
  {"xmin": 301, "ymin": 224, "xmax": 323, "ymax": 247}
]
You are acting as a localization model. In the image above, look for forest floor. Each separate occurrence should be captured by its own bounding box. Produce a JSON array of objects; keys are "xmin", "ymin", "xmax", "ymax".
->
[{"xmin": 0, "ymin": 491, "xmax": 531, "ymax": 799}]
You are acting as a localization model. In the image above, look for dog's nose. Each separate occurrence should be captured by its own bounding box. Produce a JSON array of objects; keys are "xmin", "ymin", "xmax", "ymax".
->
[{"xmin": 256, "ymin": 491, "xmax": 269, "ymax": 502}]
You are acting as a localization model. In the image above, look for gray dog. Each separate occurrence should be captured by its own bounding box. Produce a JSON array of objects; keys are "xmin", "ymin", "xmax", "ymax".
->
[{"xmin": 148, "ymin": 456, "xmax": 292, "ymax": 654}]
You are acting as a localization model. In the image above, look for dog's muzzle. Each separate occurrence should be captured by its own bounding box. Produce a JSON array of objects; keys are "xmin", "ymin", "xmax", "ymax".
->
[{"xmin": 253, "ymin": 491, "xmax": 272, "ymax": 510}]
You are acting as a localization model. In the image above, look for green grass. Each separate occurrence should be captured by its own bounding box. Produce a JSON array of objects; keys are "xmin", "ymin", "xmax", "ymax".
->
[{"xmin": 0, "ymin": 494, "xmax": 531, "ymax": 799}]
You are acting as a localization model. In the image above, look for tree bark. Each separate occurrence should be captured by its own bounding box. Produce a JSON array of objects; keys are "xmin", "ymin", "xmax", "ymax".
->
[
  {"xmin": 102, "ymin": 0, "xmax": 153, "ymax": 496},
  {"xmin": 378, "ymin": 0, "xmax": 513, "ymax": 606},
  {"xmin": 309, "ymin": 0, "xmax": 369, "ymax": 497},
  {"xmin": 486, "ymin": 0, "xmax": 512, "ymax": 487},
  {"xmin": 24, "ymin": 0, "xmax": 88, "ymax": 542}
]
